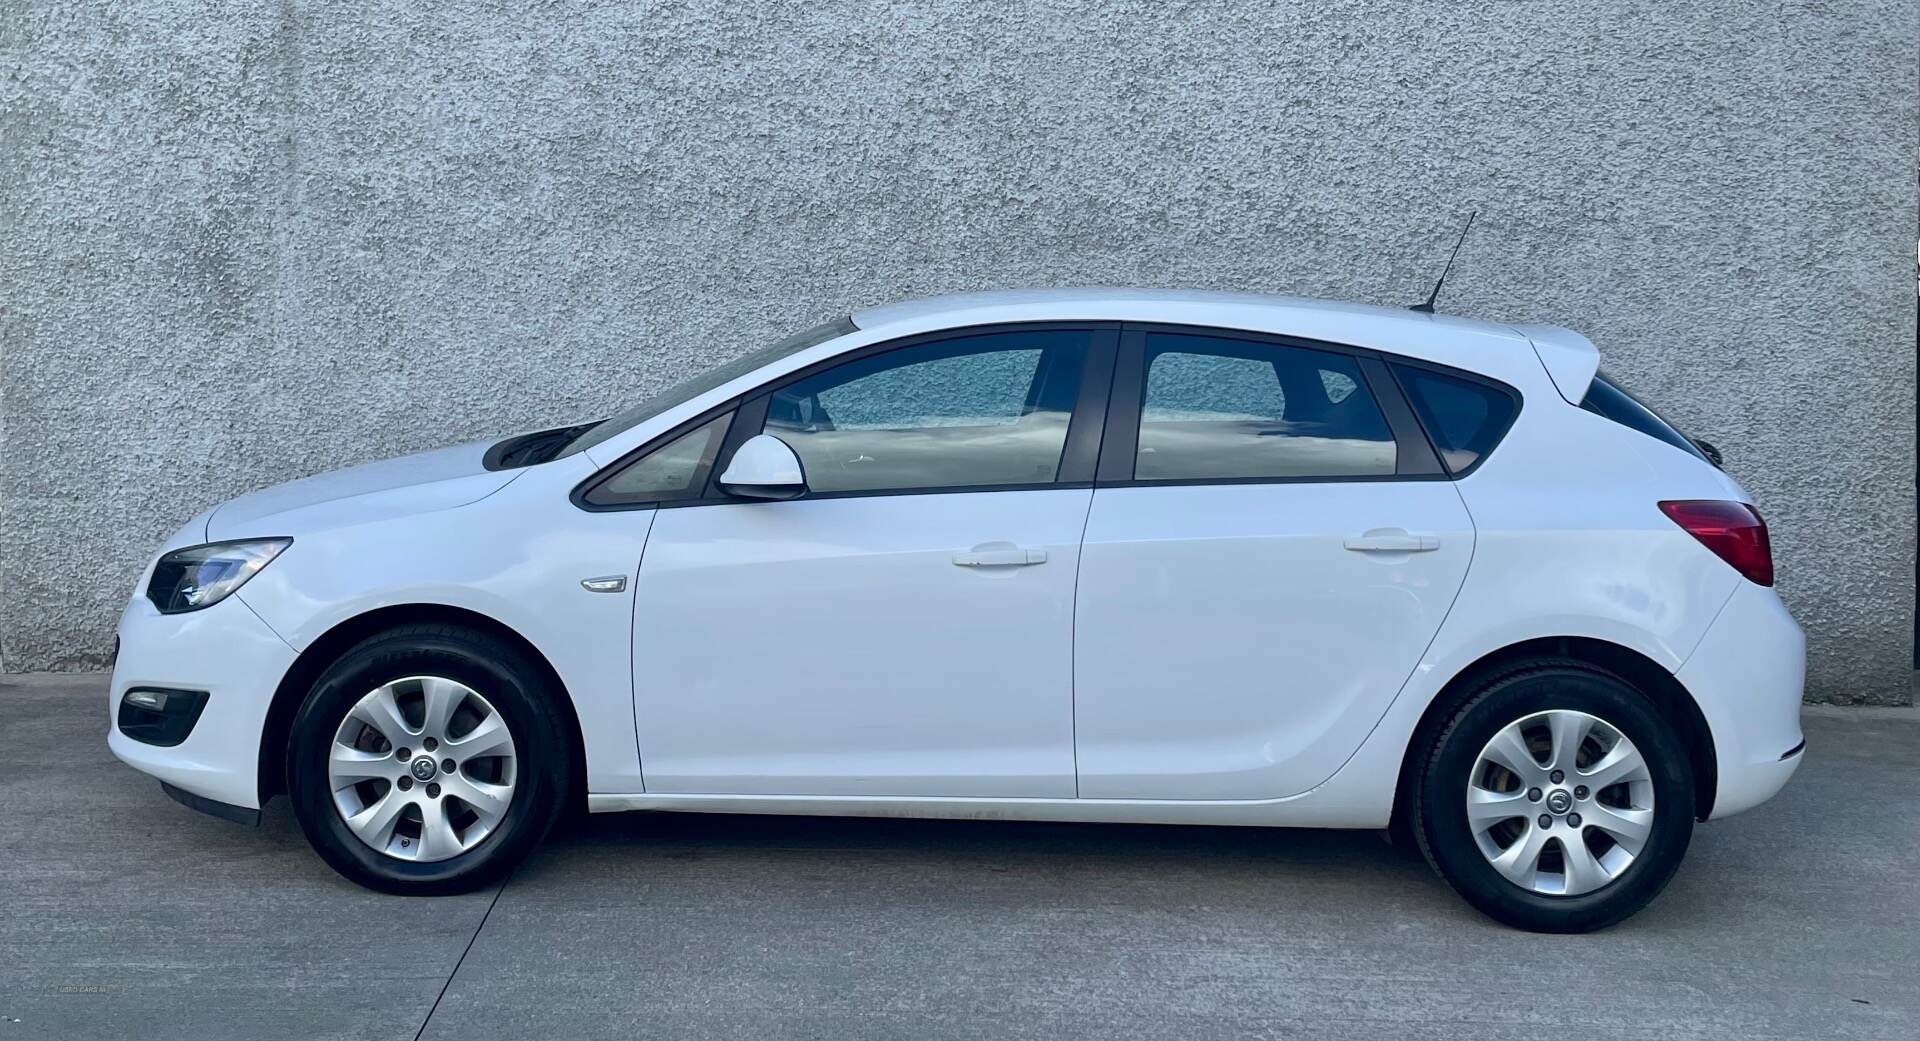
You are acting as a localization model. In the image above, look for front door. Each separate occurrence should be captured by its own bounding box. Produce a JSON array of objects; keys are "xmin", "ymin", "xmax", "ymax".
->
[
  {"xmin": 631, "ymin": 327, "xmax": 1114, "ymax": 797},
  {"xmin": 1073, "ymin": 329, "xmax": 1474, "ymax": 800}
]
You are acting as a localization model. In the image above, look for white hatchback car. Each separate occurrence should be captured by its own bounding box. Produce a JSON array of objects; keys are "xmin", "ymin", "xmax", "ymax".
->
[{"xmin": 109, "ymin": 289, "xmax": 1803, "ymax": 932}]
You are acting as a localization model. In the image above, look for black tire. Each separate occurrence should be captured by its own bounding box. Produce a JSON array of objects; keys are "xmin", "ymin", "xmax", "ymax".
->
[
  {"xmin": 1411, "ymin": 660, "xmax": 1694, "ymax": 933},
  {"xmin": 286, "ymin": 624, "xmax": 571, "ymax": 895}
]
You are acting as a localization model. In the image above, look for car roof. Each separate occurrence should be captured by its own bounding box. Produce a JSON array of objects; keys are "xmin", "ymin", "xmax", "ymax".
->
[
  {"xmin": 853, "ymin": 287, "xmax": 1527, "ymax": 341},
  {"xmin": 851, "ymin": 287, "xmax": 1578, "ymax": 389}
]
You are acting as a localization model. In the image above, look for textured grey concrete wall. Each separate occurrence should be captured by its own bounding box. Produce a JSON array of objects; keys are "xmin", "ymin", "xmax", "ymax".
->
[{"xmin": 3, "ymin": 1, "xmax": 1915, "ymax": 701}]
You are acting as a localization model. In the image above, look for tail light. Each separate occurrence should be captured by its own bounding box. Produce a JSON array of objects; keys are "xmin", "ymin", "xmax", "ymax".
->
[{"xmin": 1658, "ymin": 500, "xmax": 1773, "ymax": 586}]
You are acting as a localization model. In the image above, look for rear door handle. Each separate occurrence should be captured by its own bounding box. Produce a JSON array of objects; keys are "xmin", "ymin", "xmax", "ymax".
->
[
  {"xmin": 953, "ymin": 542, "xmax": 1048, "ymax": 567},
  {"xmin": 1344, "ymin": 529, "xmax": 1440, "ymax": 553}
]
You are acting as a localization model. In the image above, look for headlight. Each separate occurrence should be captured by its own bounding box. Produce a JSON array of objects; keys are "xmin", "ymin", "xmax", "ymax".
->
[{"xmin": 146, "ymin": 538, "xmax": 292, "ymax": 614}]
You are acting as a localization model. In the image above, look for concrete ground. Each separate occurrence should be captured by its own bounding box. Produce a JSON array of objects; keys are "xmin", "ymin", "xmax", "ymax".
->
[{"xmin": 1, "ymin": 674, "xmax": 1914, "ymax": 1041}]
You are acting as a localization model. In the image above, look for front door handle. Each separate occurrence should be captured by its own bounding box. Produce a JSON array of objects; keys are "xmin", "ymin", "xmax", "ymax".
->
[
  {"xmin": 1344, "ymin": 529, "xmax": 1440, "ymax": 553},
  {"xmin": 953, "ymin": 542, "xmax": 1048, "ymax": 567}
]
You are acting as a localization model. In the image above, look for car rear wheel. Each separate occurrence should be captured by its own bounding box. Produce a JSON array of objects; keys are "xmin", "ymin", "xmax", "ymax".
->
[
  {"xmin": 1412, "ymin": 661, "xmax": 1694, "ymax": 932},
  {"xmin": 286, "ymin": 624, "xmax": 569, "ymax": 894}
]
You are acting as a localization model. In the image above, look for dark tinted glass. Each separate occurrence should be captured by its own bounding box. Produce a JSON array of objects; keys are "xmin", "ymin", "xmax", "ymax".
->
[
  {"xmin": 1395, "ymin": 366, "xmax": 1519, "ymax": 474},
  {"xmin": 584, "ymin": 412, "xmax": 732, "ymax": 506},
  {"xmin": 1134, "ymin": 334, "xmax": 1395, "ymax": 480},
  {"xmin": 1580, "ymin": 373, "xmax": 1707, "ymax": 462},
  {"xmin": 763, "ymin": 330, "xmax": 1089, "ymax": 493}
]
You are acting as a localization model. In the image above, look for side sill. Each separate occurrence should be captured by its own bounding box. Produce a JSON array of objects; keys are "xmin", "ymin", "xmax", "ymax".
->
[
  {"xmin": 584, "ymin": 788, "xmax": 1385, "ymax": 829},
  {"xmin": 162, "ymin": 782, "xmax": 262, "ymax": 827}
]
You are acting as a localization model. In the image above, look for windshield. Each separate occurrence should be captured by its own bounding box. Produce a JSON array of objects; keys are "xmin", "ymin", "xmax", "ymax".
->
[{"xmin": 556, "ymin": 317, "xmax": 857, "ymax": 459}]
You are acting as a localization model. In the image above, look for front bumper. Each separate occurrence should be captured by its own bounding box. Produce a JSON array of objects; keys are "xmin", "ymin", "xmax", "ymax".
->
[
  {"xmin": 107, "ymin": 593, "xmax": 298, "ymax": 812},
  {"xmin": 1676, "ymin": 580, "xmax": 1807, "ymax": 819}
]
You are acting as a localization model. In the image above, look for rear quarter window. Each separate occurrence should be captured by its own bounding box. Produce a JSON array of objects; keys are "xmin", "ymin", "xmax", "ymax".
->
[{"xmin": 1392, "ymin": 365, "xmax": 1519, "ymax": 475}]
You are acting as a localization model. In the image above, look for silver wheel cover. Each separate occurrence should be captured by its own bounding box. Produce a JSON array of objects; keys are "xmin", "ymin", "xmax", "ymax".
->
[
  {"xmin": 1466, "ymin": 709, "xmax": 1655, "ymax": 896},
  {"xmin": 328, "ymin": 676, "xmax": 519, "ymax": 862}
]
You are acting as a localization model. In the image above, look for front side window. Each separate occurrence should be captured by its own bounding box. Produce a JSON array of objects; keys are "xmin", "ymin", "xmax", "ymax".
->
[
  {"xmin": 1133, "ymin": 334, "xmax": 1396, "ymax": 480},
  {"xmin": 583, "ymin": 412, "xmax": 732, "ymax": 506},
  {"xmin": 762, "ymin": 330, "xmax": 1089, "ymax": 494}
]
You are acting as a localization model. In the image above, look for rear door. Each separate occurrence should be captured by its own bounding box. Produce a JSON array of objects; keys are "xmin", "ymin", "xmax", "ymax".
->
[{"xmin": 1073, "ymin": 327, "xmax": 1474, "ymax": 800}]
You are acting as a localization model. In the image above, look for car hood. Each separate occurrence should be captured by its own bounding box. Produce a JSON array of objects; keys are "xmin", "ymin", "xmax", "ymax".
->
[{"xmin": 206, "ymin": 439, "xmax": 520, "ymax": 541}]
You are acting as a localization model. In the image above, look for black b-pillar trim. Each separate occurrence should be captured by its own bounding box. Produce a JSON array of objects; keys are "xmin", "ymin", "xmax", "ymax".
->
[
  {"xmin": 1095, "ymin": 327, "xmax": 1149, "ymax": 483},
  {"xmin": 1056, "ymin": 329, "xmax": 1120, "ymax": 484}
]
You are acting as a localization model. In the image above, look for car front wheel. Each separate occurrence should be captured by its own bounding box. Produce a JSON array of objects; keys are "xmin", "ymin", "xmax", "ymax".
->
[
  {"xmin": 1412, "ymin": 661, "xmax": 1695, "ymax": 932},
  {"xmin": 286, "ymin": 624, "xmax": 570, "ymax": 894}
]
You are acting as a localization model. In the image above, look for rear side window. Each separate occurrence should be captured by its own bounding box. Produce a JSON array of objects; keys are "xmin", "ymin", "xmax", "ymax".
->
[
  {"xmin": 1393, "ymin": 366, "xmax": 1519, "ymax": 475},
  {"xmin": 1580, "ymin": 373, "xmax": 1708, "ymax": 462},
  {"xmin": 1133, "ymin": 333, "xmax": 1396, "ymax": 480}
]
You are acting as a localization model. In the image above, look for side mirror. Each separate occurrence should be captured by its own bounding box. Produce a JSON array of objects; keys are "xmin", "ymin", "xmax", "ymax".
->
[{"xmin": 717, "ymin": 434, "xmax": 808, "ymax": 500}]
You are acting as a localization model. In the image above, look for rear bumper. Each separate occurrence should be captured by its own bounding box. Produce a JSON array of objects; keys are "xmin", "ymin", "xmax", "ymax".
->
[
  {"xmin": 107, "ymin": 594, "xmax": 298, "ymax": 812},
  {"xmin": 1677, "ymin": 581, "xmax": 1806, "ymax": 819}
]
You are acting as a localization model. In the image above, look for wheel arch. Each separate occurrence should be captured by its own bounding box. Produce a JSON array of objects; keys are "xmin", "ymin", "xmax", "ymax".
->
[
  {"xmin": 1392, "ymin": 636, "xmax": 1719, "ymax": 826},
  {"xmin": 256, "ymin": 603, "xmax": 589, "ymax": 812}
]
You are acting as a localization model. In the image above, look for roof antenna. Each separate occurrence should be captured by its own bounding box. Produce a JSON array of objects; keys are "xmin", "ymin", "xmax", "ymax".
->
[{"xmin": 1408, "ymin": 210, "xmax": 1477, "ymax": 314}]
